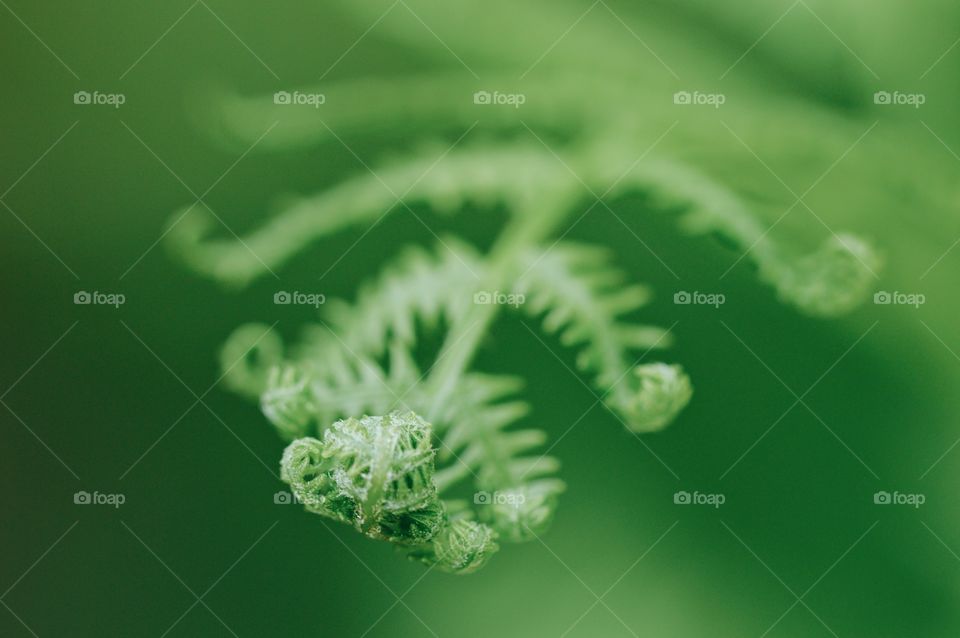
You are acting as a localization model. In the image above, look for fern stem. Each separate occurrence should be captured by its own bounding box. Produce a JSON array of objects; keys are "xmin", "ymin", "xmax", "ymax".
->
[{"xmin": 426, "ymin": 191, "xmax": 577, "ymax": 422}]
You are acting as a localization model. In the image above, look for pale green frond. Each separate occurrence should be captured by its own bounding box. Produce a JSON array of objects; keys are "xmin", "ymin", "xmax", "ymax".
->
[
  {"xmin": 515, "ymin": 241, "xmax": 694, "ymax": 431},
  {"xmin": 601, "ymin": 157, "xmax": 882, "ymax": 317},
  {"xmin": 286, "ymin": 343, "xmax": 425, "ymax": 437},
  {"xmin": 516, "ymin": 242, "xmax": 673, "ymax": 389},
  {"xmin": 261, "ymin": 365, "xmax": 316, "ymax": 441},
  {"xmin": 165, "ymin": 144, "xmax": 572, "ymax": 287},
  {"xmin": 438, "ymin": 376, "xmax": 565, "ymax": 542},
  {"xmin": 297, "ymin": 238, "xmax": 482, "ymax": 361}
]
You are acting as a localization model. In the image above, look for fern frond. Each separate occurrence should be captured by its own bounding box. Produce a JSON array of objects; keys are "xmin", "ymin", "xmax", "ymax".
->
[
  {"xmin": 517, "ymin": 242, "xmax": 672, "ymax": 387},
  {"xmin": 290, "ymin": 347, "xmax": 531, "ymax": 439},
  {"xmin": 602, "ymin": 157, "xmax": 882, "ymax": 317},
  {"xmin": 165, "ymin": 144, "xmax": 571, "ymax": 287},
  {"xmin": 267, "ymin": 319, "xmax": 565, "ymax": 544},
  {"xmin": 438, "ymin": 378, "xmax": 565, "ymax": 542},
  {"xmin": 261, "ymin": 365, "xmax": 316, "ymax": 440},
  {"xmin": 185, "ymin": 32, "xmax": 890, "ymax": 579},
  {"xmin": 261, "ymin": 333, "xmax": 539, "ymax": 459},
  {"xmin": 297, "ymin": 238, "xmax": 481, "ymax": 361},
  {"xmin": 262, "ymin": 343, "xmax": 420, "ymax": 441},
  {"xmin": 275, "ymin": 333, "xmax": 562, "ymax": 547},
  {"xmin": 224, "ymin": 238, "xmax": 478, "ymax": 420},
  {"xmin": 515, "ymin": 242, "xmax": 690, "ymax": 431}
]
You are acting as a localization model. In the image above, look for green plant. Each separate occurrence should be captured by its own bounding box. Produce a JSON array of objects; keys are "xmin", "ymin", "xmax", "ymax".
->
[
  {"xmin": 167, "ymin": 162, "xmax": 877, "ymax": 572},
  {"xmin": 165, "ymin": 0, "xmax": 890, "ymax": 574}
]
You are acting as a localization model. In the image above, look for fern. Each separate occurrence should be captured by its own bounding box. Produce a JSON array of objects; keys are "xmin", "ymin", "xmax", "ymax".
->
[
  {"xmin": 300, "ymin": 238, "xmax": 480, "ymax": 361},
  {"xmin": 166, "ymin": 1, "xmax": 890, "ymax": 574},
  {"xmin": 604, "ymin": 158, "xmax": 883, "ymax": 317},
  {"xmin": 166, "ymin": 144, "xmax": 569, "ymax": 287},
  {"xmin": 516, "ymin": 242, "xmax": 684, "ymax": 430}
]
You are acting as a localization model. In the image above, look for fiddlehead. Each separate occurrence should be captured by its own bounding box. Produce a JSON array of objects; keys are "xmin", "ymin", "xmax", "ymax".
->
[
  {"xmin": 280, "ymin": 412, "xmax": 445, "ymax": 545},
  {"xmin": 607, "ymin": 363, "xmax": 694, "ymax": 433},
  {"xmin": 281, "ymin": 410, "xmax": 502, "ymax": 574},
  {"xmin": 407, "ymin": 519, "xmax": 499, "ymax": 574},
  {"xmin": 261, "ymin": 366, "xmax": 316, "ymax": 441}
]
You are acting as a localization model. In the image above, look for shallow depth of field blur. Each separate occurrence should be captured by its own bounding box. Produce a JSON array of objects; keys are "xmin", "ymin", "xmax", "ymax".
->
[{"xmin": 3, "ymin": 1, "xmax": 960, "ymax": 636}]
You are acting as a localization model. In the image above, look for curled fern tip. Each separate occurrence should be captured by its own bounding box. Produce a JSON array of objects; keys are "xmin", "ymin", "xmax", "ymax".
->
[
  {"xmin": 261, "ymin": 366, "xmax": 315, "ymax": 441},
  {"xmin": 409, "ymin": 519, "xmax": 500, "ymax": 575},
  {"xmin": 608, "ymin": 363, "xmax": 693, "ymax": 432},
  {"xmin": 482, "ymin": 479, "xmax": 566, "ymax": 543},
  {"xmin": 776, "ymin": 233, "xmax": 881, "ymax": 317},
  {"xmin": 280, "ymin": 412, "xmax": 445, "ymax": 545}
]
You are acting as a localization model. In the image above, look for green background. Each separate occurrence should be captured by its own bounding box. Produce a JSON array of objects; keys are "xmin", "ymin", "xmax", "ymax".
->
[{"xmin": 2, "ymin": 1, "xmax": 960, "ymax": 636}]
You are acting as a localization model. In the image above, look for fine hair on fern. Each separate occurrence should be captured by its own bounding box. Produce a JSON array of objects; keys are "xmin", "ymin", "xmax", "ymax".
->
[{"xmin": 167, "ymin": 5, "xmax": 884, "ymax": 572}]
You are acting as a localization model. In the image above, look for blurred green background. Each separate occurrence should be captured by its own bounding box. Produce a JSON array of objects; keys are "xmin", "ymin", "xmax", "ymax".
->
[{"xmin": 3, "ymin": 1, "xmax": 960, "ymax": 636}]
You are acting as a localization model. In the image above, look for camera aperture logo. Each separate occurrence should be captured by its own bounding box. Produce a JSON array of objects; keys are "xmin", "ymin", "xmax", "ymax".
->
[
  {"xmin": 274, "ymin": 91, "xmax": 326, "ymax": 108},
  {"xmin": 274, "ymin": 290, "xmax": 326, "ymax": 307},
  {"xmin": 273, "ymin": 490, "xmax": 321, "ymax": 506},
  {"xmin": 674, "ymin": 490, "xmax": 725, "ymax": 508},
  {"xmin": 873, "ymin": 91, "xmax": 925, "ymax": 109},
  {"xmin": 74, "ymin": 490, "xmax": 125, "ymax": 508},
  {"xmin": 673, "ymin": 91, "xmax": 726, "ymax": 109},
  {"xmin": 473, "ymin": 290, "xmax": 525, "ymax": 308},
  {"xmin": 473, "ymin": 90, "xmax": 526, "ymax": 108},
  {"xmin": 474, "ymin": 490, "xmax": 526, "ymax": 507},
  {"xmin": 74, "ymin": 290, "xmax": 126, "ymax": 308},
  {"xmin": 874, "ymin": 490, "xmax": 925, "ymax": 508},
  {"xmin": 873, "ymin": 291, "xmax": 925, "ymax": 308},
  {"xmin": 73, "ymin": 91, "xmax": 126, "ymax": 109},
  {"xmin": 674, "ymin": 290, "xmax": 725, "ymax": 308}
]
